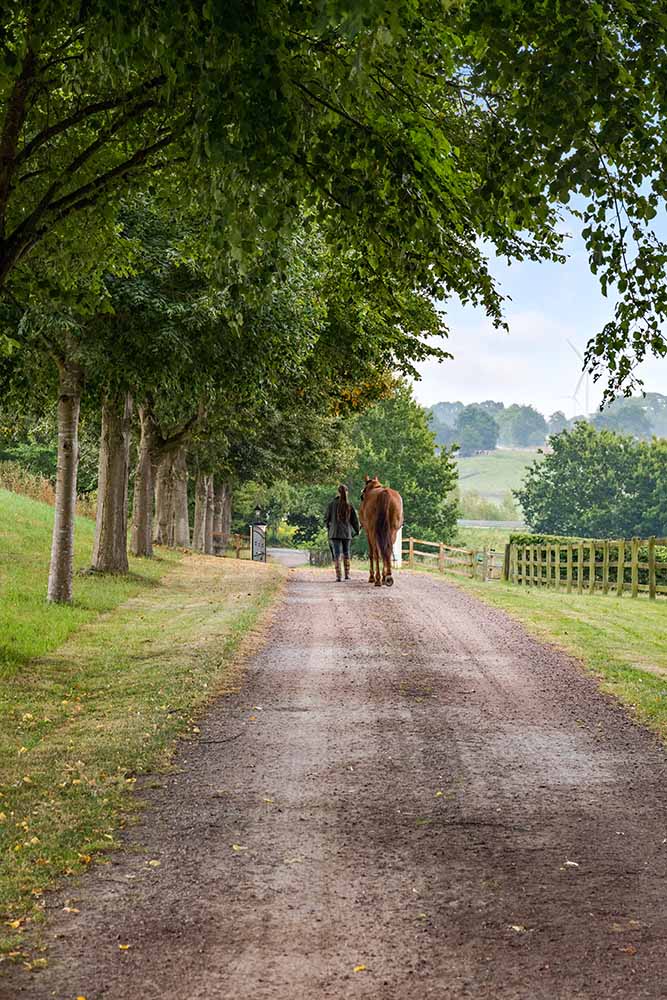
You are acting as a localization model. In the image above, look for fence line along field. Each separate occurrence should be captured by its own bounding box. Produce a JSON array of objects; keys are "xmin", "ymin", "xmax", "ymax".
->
[{"xmin": 507, "ymin": 537, "xmax": 667, "ymax": 600}]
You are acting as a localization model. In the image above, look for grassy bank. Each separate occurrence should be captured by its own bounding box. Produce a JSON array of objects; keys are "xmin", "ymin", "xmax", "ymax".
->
[
  {"xmin": 0, "ymin": 489, "xmax": 177, "ymax": 679},
  {"xmin": 457, "ymin": 448, "xmax": 543, "ymax": 502},
  {"xmin": 0, "ymin": 491, "xmax": 284, "ymax": 961},
  {"xmin": 457, "ymin": 576, "xmax": 667, "ymax": 743}
]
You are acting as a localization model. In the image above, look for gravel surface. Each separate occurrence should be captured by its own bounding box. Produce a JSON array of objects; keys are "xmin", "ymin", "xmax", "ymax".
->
[
  {"xmin": 4, "ymin": 568, "xmax": 667, "ymax": 1000},
  {"xmin": 267, "ymin": 548, "xmax": 309, "ymax": 568}
]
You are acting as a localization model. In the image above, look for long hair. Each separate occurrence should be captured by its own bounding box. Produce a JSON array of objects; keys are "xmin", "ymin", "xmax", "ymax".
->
[{"xmin": 336, "ymin": 484, "xmax": 351, "ymax": 522}]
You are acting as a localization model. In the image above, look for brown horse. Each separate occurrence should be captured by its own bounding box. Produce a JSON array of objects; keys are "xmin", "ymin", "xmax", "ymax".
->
[{"xmin": 359, "ymin": 475, "xmax": 403, "ymax": 587}]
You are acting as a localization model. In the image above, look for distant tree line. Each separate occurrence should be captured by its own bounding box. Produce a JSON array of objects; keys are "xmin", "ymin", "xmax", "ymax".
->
[{"xmin": 429, "ymin": 393, "xmax": 667, "ymax": 456}]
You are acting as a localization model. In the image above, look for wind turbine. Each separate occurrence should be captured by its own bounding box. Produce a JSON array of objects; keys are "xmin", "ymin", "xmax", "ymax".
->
[{"xmin": 566, "ymin": 339, "xmax": 590, "ymax": 418}]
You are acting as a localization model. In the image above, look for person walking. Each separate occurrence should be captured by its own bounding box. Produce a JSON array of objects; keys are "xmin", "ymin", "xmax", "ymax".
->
[{"xmin": 324, "ymin": 484, "xmax": 360, "ymax": 581}]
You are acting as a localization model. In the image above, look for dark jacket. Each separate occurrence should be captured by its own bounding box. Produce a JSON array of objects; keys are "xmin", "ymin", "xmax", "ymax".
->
[{"xmin": 325, "ymin": 497, "xmax": 360, "ymax": 540}]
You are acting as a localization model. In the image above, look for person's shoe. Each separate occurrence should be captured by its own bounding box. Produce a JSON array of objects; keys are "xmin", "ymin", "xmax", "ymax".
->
[
  {"xmin": 335, "ymin": 560, "xmax": 342, "ymax": 581},
  {"xmin": 344, "ymin": 559, "xmax": 351, "ymax": 580}
]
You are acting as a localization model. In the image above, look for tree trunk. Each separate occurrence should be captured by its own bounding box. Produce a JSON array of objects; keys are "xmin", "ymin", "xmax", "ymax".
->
[
  {"xmin": 213, "ymin": 480, "xmax": 225, "ymax": 554},
  {"xmin": 130, "ymin": 404, "xmax": 159, "ymax": 558},
  {"xmin": 91, "ymin": 392, "xmax": 133, "ymax": 573},
  {"xmin": 221, "ymin": 481, "xmax": 232, "ymax": 547},
  {"xmin": 172, "ymin": 445, "xmax": 190, "ymax": 547},
  {"xmin": 204, "ymin": 475, "xmax": 214, "ymax": 554},
  {"xmin": 47, "ymin": 359, "xmax": 84, "ymax": 604},
  {"xmin": 154, "ymin": 450, "xmax": 176, "ymax": 546},
  {"xmin": 192, "ymin": 472, "xmax": 207, "ymax": 552}
]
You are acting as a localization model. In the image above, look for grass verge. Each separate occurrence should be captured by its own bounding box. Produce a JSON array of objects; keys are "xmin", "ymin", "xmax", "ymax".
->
[
  {"xmin": 451, "ymin": 575, "xmax": 667, "ymax": 743},
  {"xmin": 0, "ymin": 550, "xmax": 284, "ymax": 962},
  {"xmin": 0, "ymin": 489, "xmax": 178, "ymax": 679}
]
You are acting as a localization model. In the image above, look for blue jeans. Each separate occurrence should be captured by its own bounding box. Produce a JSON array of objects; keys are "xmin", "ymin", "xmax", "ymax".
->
[{"xmin": 330, "ymin": 538, "xmax": 351, "ymax": 560}]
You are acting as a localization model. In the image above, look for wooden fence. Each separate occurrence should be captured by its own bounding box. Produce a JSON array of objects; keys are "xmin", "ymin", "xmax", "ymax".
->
[
  {"xmin": 402, "ymin": 537, "xmax": 501, "ymax": 581},
  {"xmin": 505, "ymin": 538, "xmax": 667, "ymax": 599}
]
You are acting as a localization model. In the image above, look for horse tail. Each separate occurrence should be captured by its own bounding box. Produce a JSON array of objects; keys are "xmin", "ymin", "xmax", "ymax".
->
[{"xmin": 375, "ymin": 490, "xmax": 393, "ymax": 564}]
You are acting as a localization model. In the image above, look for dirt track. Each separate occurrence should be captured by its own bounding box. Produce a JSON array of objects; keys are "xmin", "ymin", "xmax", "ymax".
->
[{"xmin": 5, "ymin": 568, "xmax": 667, "ymax": 1000}]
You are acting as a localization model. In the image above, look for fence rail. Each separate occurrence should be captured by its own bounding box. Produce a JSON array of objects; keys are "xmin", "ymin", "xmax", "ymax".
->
[
  {"xmin": 505, "ymin": 538, "xmax": 667, "ymax": 599},
  {"xmin": 402, "ymin": 537, "xmax": 501, "ymax": 581}
]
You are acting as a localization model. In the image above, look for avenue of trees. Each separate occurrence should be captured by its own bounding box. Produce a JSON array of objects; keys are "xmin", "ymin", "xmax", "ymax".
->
[
  {"xmin": 3, "ymin": 2, "xmax": 667, "ymax": 600},
  {"xmin": 516, "ymin": 423, "xmax": 667, "ymax": 538}
]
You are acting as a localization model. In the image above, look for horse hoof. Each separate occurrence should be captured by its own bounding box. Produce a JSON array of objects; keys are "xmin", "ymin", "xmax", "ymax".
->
[
  {"xmin": 384, "ymin": 576, "xmax": 394, "ymax": 587},
  {"xmin": 374, "ymin": 580, "xmax": 382, "ymax": 588}
]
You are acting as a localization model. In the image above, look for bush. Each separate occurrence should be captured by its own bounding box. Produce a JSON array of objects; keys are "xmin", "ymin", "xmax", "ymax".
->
[{"xmin": 459, "ymin": 490, "xmax": 518, "ymax": 521}]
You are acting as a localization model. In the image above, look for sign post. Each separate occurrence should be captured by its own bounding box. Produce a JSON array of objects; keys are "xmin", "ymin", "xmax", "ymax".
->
[{"xmin": 251, "ymin": 506, "xmax": 267, "ymax": 563}]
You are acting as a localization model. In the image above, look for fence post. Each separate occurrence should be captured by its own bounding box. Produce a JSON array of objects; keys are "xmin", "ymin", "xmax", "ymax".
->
[
  {"xmin": 503, "ymin": 543, "xmax": 511, "ymax": 582},
  {"xmin": 588, "ymin": 542, "xmax": 596, "ymax": 594},
  {"xmin": 408, "ymin": 536, "xmax": 415, "ymax": 568},
  {"xmin": 482, "ymin": 547, "xmax": 489, "ymax": 582},
  {"xmin": 566, "ymin": 543, "xmax": 573, "ymax": 594},
  {"xmin": 648, "ymin": 536, "xmax": 656, "ymax": 600},
  {"xmin": 602, "ymin": 540, "xmax": 610, "ymax": 595},
  {"xmin": 438, "ymin": 542, "xmax": 445, "ymax": 574},
  {"xmin": 631, "ymin": 537, "xmax": 639, "ymax": 598},
  {"xmin": 577, "ymin": 542, "xmax": 584, "ymax": 594},
  {"xmin": 616, "ymin": 541, "xmax": 624, "ymax": 597}
]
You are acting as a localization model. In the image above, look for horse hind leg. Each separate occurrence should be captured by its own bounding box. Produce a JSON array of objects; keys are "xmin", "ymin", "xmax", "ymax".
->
[
  {"xmin": 374, "ymin": 548, "xmax": 382, "ymax": 587},
  {"xmin": 368, "ymin": 543, "xmax": 376, "ymax": 584},
  {"xmin": 383, "ymin": 550, "xmax": 394, "ymax": 587}
]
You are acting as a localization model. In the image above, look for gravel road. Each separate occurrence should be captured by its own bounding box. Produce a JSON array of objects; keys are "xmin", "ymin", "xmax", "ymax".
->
[{"xmin": 5, "ymin": 568, "xmax": 667, "ymax": 1000}]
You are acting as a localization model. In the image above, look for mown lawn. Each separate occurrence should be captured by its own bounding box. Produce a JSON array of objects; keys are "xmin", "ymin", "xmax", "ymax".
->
[
  {"xmin": 0, "ymin": 489, "xmax": 177, "ymax": 679},
  {"xmin": 0, "ymin": 490, "xmax": 284, "ymax": 962},
  {"xmin": 458, "ymin": 576, "xmax": 667, "ymax": 742}
]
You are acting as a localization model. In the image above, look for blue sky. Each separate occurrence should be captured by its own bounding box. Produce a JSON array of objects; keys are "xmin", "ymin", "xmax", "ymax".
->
[{"xmin": 412, "ymin": 223, "xmax": 667, "ymax": 419}]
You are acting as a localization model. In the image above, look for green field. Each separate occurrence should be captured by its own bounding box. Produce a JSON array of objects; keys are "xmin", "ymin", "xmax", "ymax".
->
[{"xmin": 456, "ymin": 448, "xmax": 544, "ymax": 502}]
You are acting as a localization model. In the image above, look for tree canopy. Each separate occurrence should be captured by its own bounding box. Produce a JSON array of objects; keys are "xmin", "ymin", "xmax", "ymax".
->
[
  {"xmin": 6, "ymin": 0, "xmax": 667, "ymax": 396},
  {"xmin": 516, "ymin": 422, "xmax": 667, "ymax": 538},
  {"xmin": 454, "ymin": 404, "xmax": 499, "ymax": 456}
]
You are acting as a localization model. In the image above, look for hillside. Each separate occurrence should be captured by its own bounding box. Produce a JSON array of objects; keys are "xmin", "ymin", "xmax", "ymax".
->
[
  {"xmin": 456, "ymin": 448, "xmax": 544, "ymax": 503},
  {"xmin": 0, "ymin": 489, "xmax": 172, "ymax": 677}
]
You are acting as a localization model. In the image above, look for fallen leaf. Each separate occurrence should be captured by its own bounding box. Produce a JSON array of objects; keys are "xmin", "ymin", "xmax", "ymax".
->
[
  {"xmin": 353, "ymin": 964, "xmax": 367, "ymax": 973},
  {"xmin": 510, "ymin": 924, "xmax": 528, "ymax": 933},
  {"xmin": 249, "ymin": 716, "xmax": 257, "ymax": 722},
  {"xmin": 231, "ymin": 844, "xmax": 247, "ymax": 852},
  {"xmin": 6, "ymin": 919, "xmax": 22, "ymax": 929},
  {"xmin": 147, "ymin": 860, "xmax": 161, "ymax": 867},
  {"xmin": 63, "ymin": 906, "xmax": 80, "ymax": 914},
  {"xmin": 118, "ymin": 944, "xmax": 130, "ymax": 951},
  {"xmin": 262, "ymin": 797, "xmax": 274, "ymax": 804},
  {"xmin": 435, "ymin": 790, "xmax": 443, "ymax": 798},
  {"xmin": 619, "ymin": 945, "xmax": 637, "ymax": 956}
]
